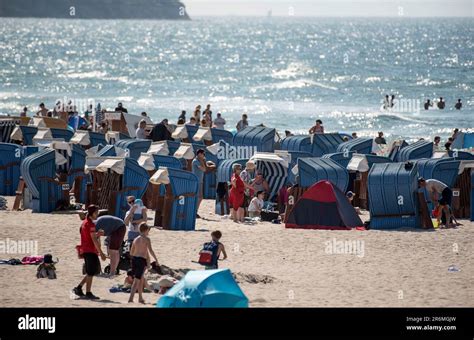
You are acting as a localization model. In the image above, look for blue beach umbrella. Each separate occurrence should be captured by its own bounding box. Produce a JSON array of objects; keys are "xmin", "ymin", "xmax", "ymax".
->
[{"xmin": 156, "ymin": 269, "xmax": 248, "ymax": 308}]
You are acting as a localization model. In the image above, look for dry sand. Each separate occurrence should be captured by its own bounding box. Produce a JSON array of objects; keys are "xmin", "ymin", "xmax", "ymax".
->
[{"xmin": 0, "ymin": 196, "xmax": 473, "ymax": 307}]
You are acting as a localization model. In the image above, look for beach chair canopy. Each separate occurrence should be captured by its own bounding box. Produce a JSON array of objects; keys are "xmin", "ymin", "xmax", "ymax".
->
[
  {"xmin": 85, "ymin": 157, "xmax": 125, "ymax": 174},
  {"xmin": 50, "ymin": 127, "xmax": 74, "ymax": 142},
  {"xmin": 20, "ymin": 149, "xmax": 56, "ymax": 198},
  {"xmin": 281, "ymin": 133, "xmax": 346, "ymax": 157},
  {"xmin": 193, "ymin": 126, "xmax": 212, "ymax": 142},
  {"xmin": 451, "ymin": 132, "xmax": 474, "ymax": 150},
  {"xmin": 449, "ymin": 150, "xmax": 474, "ymax": 160},
  {"xmin": 172, "ymin": 125, "xmax": 188, "ymax": 139},
  {"xmin": 337, "ymin": 137, "xmax": 373, "ymax": 155},
  {"xmin": 146, "ymin": 141, "xmax": 170, "ymax": 155},
  {"xmin": 137, "ymin": 153, "xmax": 155, "ymax": 171},
  {"xmin": 297, "ymin": 157, "xmax": 349, "ymax": 192},
  {"xmin": 70, "ymin": 130, "xmax": 91, "ymax": 146},
  {"xmin": 141, "ymin": 151, "xmax": 185, "ymax": 172},
  {"xmin": 0, "ymin": 143, "xmax": 22, "ymax": 195},
  {"xmin": 34, "ymin": 139, "xmax": 73, "ymax": 166},
  {"xmin": 416, "ymin": 158, "xmax": 460, "ymax": 188},
  {"xmin": 283, "ymin": 150, "xmax": 312, "ymax": 185},
  {"xmin": 173, "ymin": 143, "xmax": 195, "ymax": 160},
  {"xmin": 94, "ymin": 144, "xmax": 127, "ymax": 158},
  {"xmin": 233, "ymin": 126, "xmax": 276, "ymax": 153},
  {"xmin": 249, "ymin": 152, "xmax": 289, "ymax": 199},
  {"xmin": 0, "ymin": 119, "xmax": 18, "ymax": 143},
  {"xmin": 210, "ymin": 128, "xmax": 233, "ymax": 145},
  {"xmin": 115, "ymin": 139, "xmax": 152, "ymax": 160},
  {"xmin": 322, "ymin": 151, "xmax": 355, "ymax": 169},
  {"xmin": 121, "ymin": 113, "xmax": 153, "ymax": 138},
  {"xmin": 157, "ymin": 269, "xmax": 248, "ymax": 308},
  {"xmin": 388, "ymin": 139, "xmax": 409, "ymax": 161},
  {"xmin": 347, "ymin": 154, "xmax": 392, "ymax": 172},
  {"xmin": 396, "ymin": 140, "xmax": 433, "ymax": 162},
  {"xmin": 368, "ymin": 162, "xmax": 420, "ymax": 229},
  {"xmin": 216, "ymin": 159, "xmax": 248, "ymax": 183},
  {"xmin": 286, "ymin": 180, "xmax": 363, "ymax": 230},
  {"xmin": 32, "ymin": 128, "xmax": 53, "ymax": 141},
  {"xmin": 149, "ymin": 166, "xmax": 170, "ymax": 185}
]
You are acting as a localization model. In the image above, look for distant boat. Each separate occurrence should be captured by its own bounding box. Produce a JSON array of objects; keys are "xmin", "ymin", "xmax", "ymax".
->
[{"xmin": 0, "ymin": 0, "xmax": 190, "ymax": 20}]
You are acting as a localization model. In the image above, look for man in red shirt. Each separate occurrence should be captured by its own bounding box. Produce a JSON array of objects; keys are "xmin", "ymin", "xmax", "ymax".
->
[{"xmin": 73, "ymin": 205, "xmax": 107, "ymax": 300}]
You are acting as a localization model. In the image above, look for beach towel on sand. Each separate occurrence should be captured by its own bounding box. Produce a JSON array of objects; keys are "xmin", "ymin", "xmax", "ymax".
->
[{"xmin": 21, "ymin": 256, "xmax": 44, "ymax": 265}]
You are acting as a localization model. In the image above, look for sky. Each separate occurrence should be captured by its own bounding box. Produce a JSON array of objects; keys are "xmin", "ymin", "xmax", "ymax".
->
[{"xmin": 183, "ymin": 0, "xmax": 474, "ymax": 17}]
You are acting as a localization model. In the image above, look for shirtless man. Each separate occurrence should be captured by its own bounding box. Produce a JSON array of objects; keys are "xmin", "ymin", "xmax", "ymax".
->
[{"xmin": 128, "ymin": 223, "xmax": 159, "ymax": 304}]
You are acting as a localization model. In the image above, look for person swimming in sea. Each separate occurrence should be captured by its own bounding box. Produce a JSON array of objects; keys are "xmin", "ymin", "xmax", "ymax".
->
[
  {"xmin": 455, "ymin": 99, "xmax": 462, "ymax": 110},
  {"xmin": 437, "ymin": 97, "xmax": 445, "ymax": 109},
  {"xmin": 424, "ymin": 99, "xmax": 433, "ymax": 110},
  {"xmin": 383, "ymin": 95, "xmax": 390, "ymax": 110}
]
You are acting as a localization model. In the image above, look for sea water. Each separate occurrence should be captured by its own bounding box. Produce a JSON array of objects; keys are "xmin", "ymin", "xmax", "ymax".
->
[{"xmin": 0, "ymin": 17, "xmax": 472, "ymax": 140}]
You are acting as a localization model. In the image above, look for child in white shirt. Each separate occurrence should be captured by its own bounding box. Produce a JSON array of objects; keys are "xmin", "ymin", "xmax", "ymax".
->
[{"xmin": 248, "ymin": 191, "xmax": 265, "ymax": 218}]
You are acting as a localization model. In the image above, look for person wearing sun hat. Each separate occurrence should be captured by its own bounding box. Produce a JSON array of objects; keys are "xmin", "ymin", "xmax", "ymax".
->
[{"xmin": 36, "ymin": 254, "xmax": 57, "ymax": 279}]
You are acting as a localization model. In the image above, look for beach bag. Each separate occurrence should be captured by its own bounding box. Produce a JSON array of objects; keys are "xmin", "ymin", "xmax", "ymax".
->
[
  {"xmin": 261, "ymin": 210, "xmax": 279, "ymax": 222},
  {"xmin": 198, "ymin": 241, "xmax": 219, "ymax": 266}
]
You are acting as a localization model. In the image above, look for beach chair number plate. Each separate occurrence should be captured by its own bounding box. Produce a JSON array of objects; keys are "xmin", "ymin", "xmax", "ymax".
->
[
  {"xmin": 453, "ymin": 191, "xmax": 460, "ymax": 197},
  {"xmin": 62, "ymin": 184, "xmax": 70, "ymax": 190}
]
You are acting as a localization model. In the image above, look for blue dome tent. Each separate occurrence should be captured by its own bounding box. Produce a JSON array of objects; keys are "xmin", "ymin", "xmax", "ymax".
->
[{"xmin": 157, "ymin": 269, "xmax": 248, "ymax": 308}]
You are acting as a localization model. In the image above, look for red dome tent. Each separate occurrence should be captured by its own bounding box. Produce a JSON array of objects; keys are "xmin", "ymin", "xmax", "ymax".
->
[{"xmin": 285, "ymin": 180, "xmax": 363, "ymax": 230}]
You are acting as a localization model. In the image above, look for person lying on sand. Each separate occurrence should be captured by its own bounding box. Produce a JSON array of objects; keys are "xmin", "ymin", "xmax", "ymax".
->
[{"xmin": 128, "ymin": 223, "xmax": 159, "ymax": 304}]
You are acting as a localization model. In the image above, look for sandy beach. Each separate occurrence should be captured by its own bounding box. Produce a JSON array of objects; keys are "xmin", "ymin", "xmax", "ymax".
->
[{"xmin": 0, "ymin": 196, "xmax": 472, "ymax": 308}]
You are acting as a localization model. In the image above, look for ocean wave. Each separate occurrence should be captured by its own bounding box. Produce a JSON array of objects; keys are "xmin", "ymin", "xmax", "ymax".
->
[
  {"xmin": 364, "ymin": 76, "xmax": 382, "ymax": 83},
  {"xmin": 416, "ymin": 78, "xmax": 441, "ymax": 86},
  {"xmin": 271, "ymin": 62, "xmax": 314, "ymax": 80},
  {"xmin": 61, "ymin": 71, "xmax": 107, "ymax": 79}
]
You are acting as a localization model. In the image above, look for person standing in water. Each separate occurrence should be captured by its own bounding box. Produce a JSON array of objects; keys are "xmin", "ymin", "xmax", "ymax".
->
[
  {"xmin": 424, "ymin": 99, "xmax": 433, "ymax": 110},
  {"xmin": 455, "ymin": 99, "xmax": 462, "ymax": 110},
  {"xmin": 383, "ymin": 95, "xmax": 390, "ymax": 110},
  {"xmin": 437, "ymin": 97, "xmax": 445, "ymax": 109},
  {"xmin": 390, "ymin": 95, "xmax": 396, "ymax": 108}
]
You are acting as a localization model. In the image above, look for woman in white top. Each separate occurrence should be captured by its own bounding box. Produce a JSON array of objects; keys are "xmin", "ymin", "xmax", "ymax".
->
[
  {"xmin": 248, "ymin": 191, "xmax": 265, "ymax": 218},
  {"xmin": 135, "ymin": 120, "xmax": 147, "ymax": 139}
]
